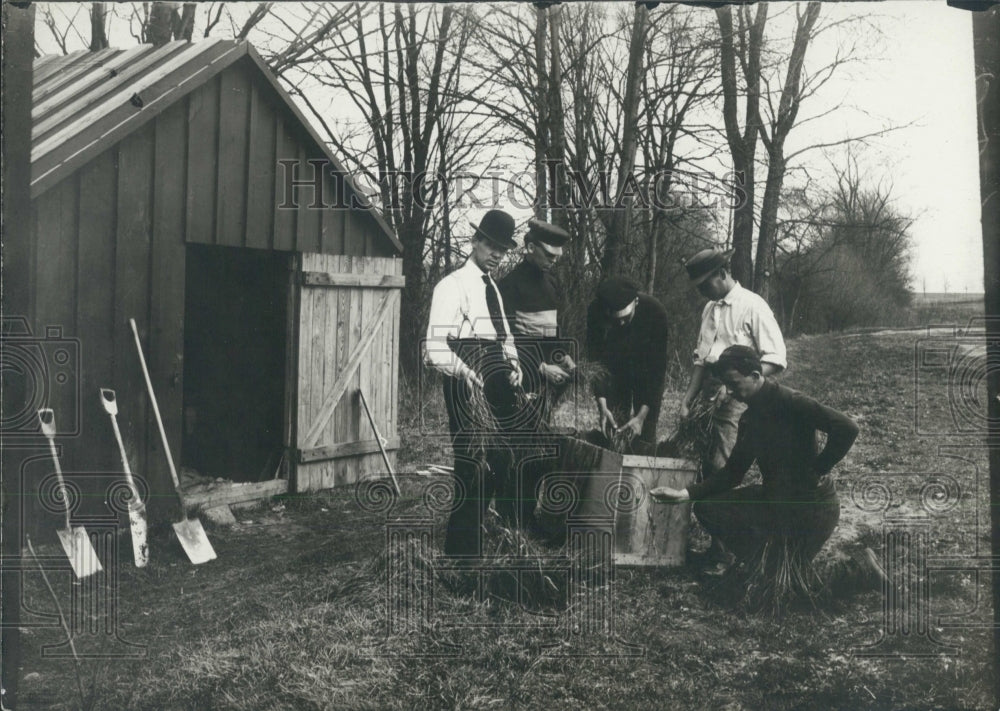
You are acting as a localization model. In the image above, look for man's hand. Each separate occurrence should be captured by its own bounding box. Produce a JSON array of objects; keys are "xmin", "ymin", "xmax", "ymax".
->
[
  {"xmin": 508, "ymin": 361, "xmax": 522, "ymax": 388},
  {"xmin": 463, "ymin": 367, "xmax": 484, "ymax": 389},
  {"xmin": 540, "ymin": 362, "xmax": 570, "ymax": 385},
  {"xmin": 649, "ymin": 486, "xmax": 690, "ymax": 503},
  {"xmin": 619, "ymin": 415, "xmax": 644, "ymax": 438},
  {"xmin": 560, "ymin": 355, "xmax": 577, "ymax": 373},
  {"xmin": 678, "ymin": 399, "xmax": 692, "ymax": 419},
  {"xmin": 597, "ymin": 403, "xmax": 617, "ymax": 437}
]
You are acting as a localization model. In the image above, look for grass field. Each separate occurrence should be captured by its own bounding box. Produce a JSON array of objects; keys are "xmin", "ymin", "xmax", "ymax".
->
[{"xmin": 14, "ymin": 314, "xmax": 994, "ymax": 710}]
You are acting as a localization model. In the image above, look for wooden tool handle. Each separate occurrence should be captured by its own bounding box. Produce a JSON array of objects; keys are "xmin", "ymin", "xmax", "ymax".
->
[
  {"xmin": 129, "ymin": 319, "xmax": 183, "ymax": 493},
  {"xmin": 37, "ymin": 409, "xmax": 72, "ymax": 529}
]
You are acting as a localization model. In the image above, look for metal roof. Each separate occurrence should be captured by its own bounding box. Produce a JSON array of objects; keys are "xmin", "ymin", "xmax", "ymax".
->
[{"xmin": 31, "ymin": 38, "xmax": 401, "ymax": 252}]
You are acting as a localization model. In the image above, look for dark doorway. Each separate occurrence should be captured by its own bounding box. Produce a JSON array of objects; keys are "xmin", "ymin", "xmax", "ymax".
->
[{"xmin": 182, "ymin": 244, "xmax": 289, "ymax": 482}]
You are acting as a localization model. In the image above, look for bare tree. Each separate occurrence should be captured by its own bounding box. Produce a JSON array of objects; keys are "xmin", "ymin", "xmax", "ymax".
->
[
  {"xmin": 752, "ymin": 2, "xmax": 822, "ymax": 300},
  {"xmin": 715, "ymin": 3, "xmax": 768, "ymax": 286}
]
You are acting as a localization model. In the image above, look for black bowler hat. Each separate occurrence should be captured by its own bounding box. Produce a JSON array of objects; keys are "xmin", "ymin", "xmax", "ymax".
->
[
  {"xmin": 471, "ymin": 210, "xmax": 517, "ymax": 250},
  {"xmin": 596, "ymin": 276, "xmax": 639, "ymax": 311},
  {"xmin": 685, "ymin": 247, "xmax": 734, "ymax": 285},
  {"xmin": 526, "ymin": 219, "xmax": 571, "ymax": 247}
]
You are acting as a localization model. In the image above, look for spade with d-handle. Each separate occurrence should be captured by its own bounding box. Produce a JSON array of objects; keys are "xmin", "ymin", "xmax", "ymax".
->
[
  {"xmin": 99, "ymin": 389, "xmax": 149, "ymax": 567},
  {"xmin": 37, "ymin": 409, "xmax": 104, "ymax": 578},
  {"xmin": 129, "ymin": 318, "xmax": 216, "ymax": 565}
]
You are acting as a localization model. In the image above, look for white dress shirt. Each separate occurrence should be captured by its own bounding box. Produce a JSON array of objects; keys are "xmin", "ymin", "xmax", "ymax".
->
[
  {"xmin": 693, "ymin": 282, "xmax": 787, "ymax": 369},
  {"xmin": 424, "ymin": 258, "xmax": 519, "ymax": 378}
]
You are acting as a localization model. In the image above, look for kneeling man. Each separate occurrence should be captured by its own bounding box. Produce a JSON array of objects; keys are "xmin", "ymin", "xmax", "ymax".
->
[{"xmin": 651, "ymin": 345, "xmax": 858, "ymax": 568}]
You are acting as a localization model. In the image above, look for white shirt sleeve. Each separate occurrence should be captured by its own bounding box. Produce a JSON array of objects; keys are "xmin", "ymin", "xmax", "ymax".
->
[
  {"xmin": 750, "ymin": 298, "xmax": 787, "ymax": 370},
  {"xmin": 692, "ymin": 301, "xmax": 714, "ymax": 367},
  {"xmin": 423, "ymin": 276, "xmax": 472, "ymax": 379}
]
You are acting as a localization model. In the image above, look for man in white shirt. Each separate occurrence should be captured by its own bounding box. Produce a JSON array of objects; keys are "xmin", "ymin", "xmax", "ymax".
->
[
  {"xmin": 678, "ymin": 248, "xmax": 787, "ymax": 567},
  {"xmin": 424, "ymin": 210, "xmax": 523, "ymax": 557}
]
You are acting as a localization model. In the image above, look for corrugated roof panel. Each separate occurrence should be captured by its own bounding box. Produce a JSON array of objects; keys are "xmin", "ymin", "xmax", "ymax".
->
[
  {"xmin": 32, "ymin": 40, "xmax": 204, "ymax": 143},
  {"xmin": 30, "ymin": 38, "xmax": 401, "ymax": 253},
  {"xmin": 32, "ymin": 47, "xmax": 121, "ymax": 105}
]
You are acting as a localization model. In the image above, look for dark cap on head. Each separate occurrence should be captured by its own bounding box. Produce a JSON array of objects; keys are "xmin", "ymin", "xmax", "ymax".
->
[
  {"xmin": 712, "ymin": 345, "xmax": 762, "ymax": 376},
  {"xmin": 526, "ymin": 219, "xmax": 570, "ymax": 247},
  {"xmin": 596, "ymin": 276, "xmax": 639, "ymax": 311},
  {"xmin": 685, "ymin": 248, "xmax": 734, "ymax": 285},
  {"xmin": 471, "ymin": 210, "xmax": 517, "ymax": 250}
]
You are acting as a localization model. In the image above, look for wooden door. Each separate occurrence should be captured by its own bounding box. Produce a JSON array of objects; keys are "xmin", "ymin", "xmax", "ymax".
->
[{"xmin": 293, "ymin": 254, "xmax": 404, "ymax": 491}]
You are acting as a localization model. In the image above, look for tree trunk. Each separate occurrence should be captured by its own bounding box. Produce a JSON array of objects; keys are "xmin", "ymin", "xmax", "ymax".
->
[
  {"xmin": 753, "ymin": 2, "xmax": 820, "ymax": 299},
  {"xmin": 754, "ymin": 153, "xmax": 785, "ymax": 301},
  {"xmin": 399, "ymin": 218, "xmax": 427, "ymax": 377},
  {"xmin": 600, "ymin": 4, "xmax": 648, "ymax": 276},
  {"xmin": 147, "ymin": 2, "xmax": 176, "ymax": 46},
  {"xmin": 176, "ymin": 3, "xmax": 196, "ymax": 41},
  {"xmin": 716, "ymin": 4, "xmax": 766, "ymax": 288},
  {"xmin": 547, "ymin": 5, "xmax": 570, "ymax": 229},
  {"xmin": 90, "ymin": 3, "xmax": 108, "ymax": 50},
  {"xmin": 534, "ymin": 6, "xmax": 549, "ymax": 219}
]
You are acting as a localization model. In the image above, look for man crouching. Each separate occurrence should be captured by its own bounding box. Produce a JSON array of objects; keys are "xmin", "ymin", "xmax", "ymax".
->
[{"xmin": 651, "ymin": 345, "xmax": 859, "ymax": 597}]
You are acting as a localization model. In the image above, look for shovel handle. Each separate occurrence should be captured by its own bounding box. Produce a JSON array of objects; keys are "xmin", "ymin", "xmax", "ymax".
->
[
  {"xmin": 358, "ymin": 388, "xmax": 400, "ymax": 496},
  {"xmin": 129, "ymin": 319, "xmax": 183, "ymax": 493},
  {"xmin": 99, "ymin": 388, "xmax": 119, "ymax": 416},
  {"xmin": 37, "ymin": 409, "xmax": 72, "ymax": 529},
  {"xmin": 101, "ymin": 389, "xmax": 141, "ymax": 498}
]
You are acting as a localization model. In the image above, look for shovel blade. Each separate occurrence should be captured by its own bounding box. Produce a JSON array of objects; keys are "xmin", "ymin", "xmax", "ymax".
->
[
  {"xmin": 128, "ymin": 503, "xmax": 149, "ymax": 568},
  {"xmin": 56, "ymin": 527, "xmax": 103, "ymax": 578},
  {"xmin": 172, "ymin": 518, "xmax": 216, "ymax": 564}
]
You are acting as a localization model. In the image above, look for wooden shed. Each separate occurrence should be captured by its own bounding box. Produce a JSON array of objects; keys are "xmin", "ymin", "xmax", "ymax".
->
[{"xmin": 9, "ymin": 38, "xmax": 404, "ymax": 532}]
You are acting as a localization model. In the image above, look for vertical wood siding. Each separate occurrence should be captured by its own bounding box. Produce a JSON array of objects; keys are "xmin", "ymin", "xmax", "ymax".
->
[{"xmin": 23, "ymin": 60, "xmax": 399, "ymax": 534}]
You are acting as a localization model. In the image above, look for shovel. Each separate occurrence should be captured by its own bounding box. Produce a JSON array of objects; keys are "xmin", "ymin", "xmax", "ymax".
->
[
  {"xmin": 99, "ymin": 389, "xmax": 149, "ymax": 567},
  {"xmin": 37, "ymin": 409, "xmax": 104, "ymax": 578},
  {"xmin": 129, "ymin": 318, "xmax": 216, "ymax": 565}
]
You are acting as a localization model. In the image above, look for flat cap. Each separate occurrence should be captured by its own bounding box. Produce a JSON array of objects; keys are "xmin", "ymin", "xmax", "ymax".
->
[
  {"xmin": 596, "ymin": 276, "xmax": 639, "ymax": 311},
  {"xmin": 526, "ymin": 219, "xmax": 571, "ymax": 247},
  {"xmin": 685, "ymin": 248, "xmax": 734, "ymax": 285}
]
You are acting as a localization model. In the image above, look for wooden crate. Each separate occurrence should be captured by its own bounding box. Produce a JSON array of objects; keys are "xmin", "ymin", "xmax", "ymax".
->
[{"xmin": 553, "ymin": 437, "xmax": 698, "ymax": 567}]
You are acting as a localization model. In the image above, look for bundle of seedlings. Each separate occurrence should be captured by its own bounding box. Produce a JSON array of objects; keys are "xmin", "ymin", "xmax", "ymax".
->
[
  {"xmin": 656, "ymin": 395, "xmax": 714, "ymax": 459},
  {"xmin": 712, "ymin": 535, "xmax": 823, "ymax": 616},
  {"xmin": 474, "ymin": 509, "xmax": 568, "ymax": 610},
  {"xmin": 464, "ymin": 377, "xmax": 505, "ymax": 460}
]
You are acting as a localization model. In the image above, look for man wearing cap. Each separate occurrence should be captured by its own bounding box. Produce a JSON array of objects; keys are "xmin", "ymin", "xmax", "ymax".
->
[
  {"xmin": 585, "ymin": 277, "xmax": 670, "ymax": 447},
  {"xmin": 680, "ymin": 248, "xmax": 786, "ymax": 566},
  {"xmin": 651, "ymin": 346, "xmax": 858, "ymax": 574},
  {"xmin": 424, "ymin": 210, "xmax": 523, "ymax": 557},
  {"xmin": 497, "ymin": 219, "xmax": 574, "ymax": 531}
]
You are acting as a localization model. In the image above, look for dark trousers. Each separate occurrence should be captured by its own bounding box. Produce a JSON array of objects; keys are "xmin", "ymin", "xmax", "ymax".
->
[
  {"xmin": 507, "ymin": 392, "xmax": 551, "ymax": 532},
  {"xmin": 441, "ymin": 342, "xmax": 518, "ymax": 556},
  {"xmin": 692, "ymin": 485, "xmax": 840, "ymax": 564}
]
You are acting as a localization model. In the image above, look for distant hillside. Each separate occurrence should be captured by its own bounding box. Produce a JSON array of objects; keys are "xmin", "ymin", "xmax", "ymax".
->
[{"xmin": 910, "ymin": 292, "xmax": 984, "ymax": 305}]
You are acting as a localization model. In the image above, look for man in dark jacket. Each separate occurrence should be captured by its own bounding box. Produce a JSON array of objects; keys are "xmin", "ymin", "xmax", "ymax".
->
[
  {"xmin": 586, "ymin": 277, "xmax": 669, "ymax": 447},
  {"xmin": 497, "ymin": 219, "xmax": 574, "ymax": 532},
  {"xmin": 651, "ymin": 345, "xmax": 859, "ymax": 566}
]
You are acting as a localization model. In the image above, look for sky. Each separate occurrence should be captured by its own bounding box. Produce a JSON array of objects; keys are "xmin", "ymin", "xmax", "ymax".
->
[
  {"xmin": 31, "ymin": 1, "xmax": 986, "ymax": 293},
  {"xmin": 788, "ymin": 1, "xmax": 983, "ymax": 293}
]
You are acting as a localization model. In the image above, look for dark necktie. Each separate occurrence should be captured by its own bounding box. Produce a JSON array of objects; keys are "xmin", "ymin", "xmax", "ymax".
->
[{"xmin": 482, "ymin": 274, "xmax": 507, "ymax": 340}]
